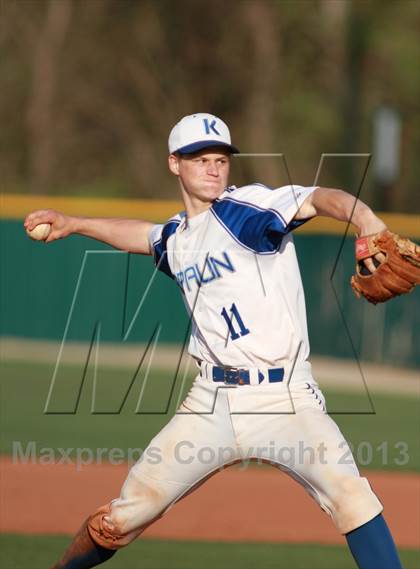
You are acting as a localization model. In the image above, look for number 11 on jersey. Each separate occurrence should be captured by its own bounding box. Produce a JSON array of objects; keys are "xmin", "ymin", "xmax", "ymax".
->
[{"xmin": 221, "ymin": 303, "xmax": 250, "ymax": 341}]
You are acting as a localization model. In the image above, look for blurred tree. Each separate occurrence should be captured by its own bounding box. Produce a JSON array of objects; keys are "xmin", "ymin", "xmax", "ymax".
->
[
  {"xmin": 241, "ymin": 1, "xmax": 282, "ymax": 184},
  {"xmin": 339, "ymin": 0, "xmax": 372, "ymax": 193},
  {"xmin": 27, "ymin": 0, "xmax": 73, "ymax": 192}
]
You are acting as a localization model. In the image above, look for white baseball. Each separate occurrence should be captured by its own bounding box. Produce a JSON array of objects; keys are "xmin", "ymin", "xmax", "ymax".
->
[{"xmin": 27, "ymin": 223, "xmax": 51, "ymax": 241}]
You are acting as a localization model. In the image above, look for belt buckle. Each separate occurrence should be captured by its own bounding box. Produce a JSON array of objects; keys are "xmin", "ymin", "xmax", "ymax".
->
[{"xmin": 223, "ymin": 367, "xmax": 240, "ymax": 385}]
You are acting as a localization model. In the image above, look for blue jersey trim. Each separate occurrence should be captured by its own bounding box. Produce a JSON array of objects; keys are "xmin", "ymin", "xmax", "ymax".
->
[
  {"xmin": 288, "ymin": 217, "xmax": 313, "ymax": 231},
  {"xmin": 210, "ymin": 197, "xmax": 288, "ymax": 254},
  {"xmin": 218, "ymin": 195, "xmax": 287, "ymax": 226},
  {"xmin": 153, "ymin": 219, "xmax": 181, "ymax": 278}
]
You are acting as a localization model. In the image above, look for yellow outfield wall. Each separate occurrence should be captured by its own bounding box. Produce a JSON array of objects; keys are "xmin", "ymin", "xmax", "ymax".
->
[{"xmin": 1, "ymin": 193, "xmax": 419, "ymax": 237}]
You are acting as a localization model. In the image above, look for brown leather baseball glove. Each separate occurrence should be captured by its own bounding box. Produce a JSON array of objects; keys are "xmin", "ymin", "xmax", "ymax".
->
[{"xmin": 351, "ymin": 230, "xmax": 420, "ymax": 304}]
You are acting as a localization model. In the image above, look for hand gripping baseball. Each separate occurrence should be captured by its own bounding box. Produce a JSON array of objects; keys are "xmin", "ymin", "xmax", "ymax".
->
[
  {"xmin": 24, "ymin": 209, "xmax": 75, "ymax": 243},
  {"xmin": 351, "ymin": 230, "xmax": 420, "ymax": 304}
]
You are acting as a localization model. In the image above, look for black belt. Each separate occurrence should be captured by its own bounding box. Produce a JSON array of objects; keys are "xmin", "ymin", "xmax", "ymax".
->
[{"xmin": 209, "ymin": 366, "xmax": 284, "ymax": 385}]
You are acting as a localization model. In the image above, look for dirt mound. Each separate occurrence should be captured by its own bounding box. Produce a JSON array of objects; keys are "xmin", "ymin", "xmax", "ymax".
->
[{"xmin": 1, "ymin": 457, "xmax": 418, "ymax": 547}]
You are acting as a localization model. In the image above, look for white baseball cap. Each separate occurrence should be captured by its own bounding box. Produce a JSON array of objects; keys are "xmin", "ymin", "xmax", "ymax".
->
[{"xmin": 168, "ymin": 113, "xmax": 239, "ymax": 155}]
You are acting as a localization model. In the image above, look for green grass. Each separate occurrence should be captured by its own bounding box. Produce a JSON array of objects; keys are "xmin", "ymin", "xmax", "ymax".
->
[
  {"xmin": 1, "ymin": 361, "xmax": 418, "ymax": 471},
  {"xmin": 323, "ymin": 388, "xmax": 420, "ymax": 472},
  {"xmin": 0, "ymin": 360, "xmax": 190, "ymax": 456},
  {"xmin": 0, "ymin": 535, "xmax": 419, "ymax": 569}
]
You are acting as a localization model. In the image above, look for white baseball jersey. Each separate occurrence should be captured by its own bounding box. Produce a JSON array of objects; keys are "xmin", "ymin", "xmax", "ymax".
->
[{"xmin": 149, "ymin": 183, "xmax": 317, "ymax": 369}]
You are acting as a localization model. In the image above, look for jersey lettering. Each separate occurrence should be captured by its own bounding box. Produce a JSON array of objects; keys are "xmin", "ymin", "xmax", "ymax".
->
[
  {"xmin": 176, "ymin": 251, "xmax": 235, "ymax": 291},
  {"xmin": 221, "ymin": 303, "xmax": 250, "ymax": 341}
]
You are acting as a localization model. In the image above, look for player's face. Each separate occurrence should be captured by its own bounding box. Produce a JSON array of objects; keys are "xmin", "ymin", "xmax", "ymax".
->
[{"xmin": 168, "ymin": 148, "xmax": 231, "ymax": 206}]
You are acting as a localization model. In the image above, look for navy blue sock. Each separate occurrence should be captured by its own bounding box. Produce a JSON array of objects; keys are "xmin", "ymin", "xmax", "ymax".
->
[
  {"xmin": 63, "ymin": 544, "xmax": 116, "ymax": 569},
  {"xmin": 345, "ymin": 514, "xmax": 402, "ymax": 569}
]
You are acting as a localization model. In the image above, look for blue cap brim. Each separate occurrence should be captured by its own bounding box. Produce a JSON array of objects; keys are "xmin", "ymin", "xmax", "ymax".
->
[{"xmin": 176, "ymin": 140, "xmax": 240, "ymax": 155}]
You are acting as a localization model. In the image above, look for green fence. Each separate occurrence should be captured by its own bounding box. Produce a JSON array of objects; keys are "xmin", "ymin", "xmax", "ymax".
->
[{"xmin": 1, "ymin": 219, "xmax": 418, "ymax": 367}]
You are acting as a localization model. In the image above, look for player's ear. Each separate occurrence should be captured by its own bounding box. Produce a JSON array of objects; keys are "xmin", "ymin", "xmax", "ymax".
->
[{"xmin": 168, "ymin": 154, "xmax": 180, "ymax": 176}]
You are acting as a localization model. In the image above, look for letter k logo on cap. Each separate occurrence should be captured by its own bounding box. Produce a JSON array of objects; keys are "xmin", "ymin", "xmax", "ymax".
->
[{"xmin": 203, "ymin": 118, "xmax": 221, "ymax": 136}]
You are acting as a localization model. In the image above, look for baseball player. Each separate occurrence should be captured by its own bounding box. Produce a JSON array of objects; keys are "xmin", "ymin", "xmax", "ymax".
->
[{"xmin": 25, "ymin": 113, "xmax": 404, "ymax": 569}]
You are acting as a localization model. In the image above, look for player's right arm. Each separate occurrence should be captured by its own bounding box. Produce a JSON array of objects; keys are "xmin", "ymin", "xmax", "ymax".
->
[{"xmin": 24, "ymin": 209, "xmax": 154, "ymax": 255}]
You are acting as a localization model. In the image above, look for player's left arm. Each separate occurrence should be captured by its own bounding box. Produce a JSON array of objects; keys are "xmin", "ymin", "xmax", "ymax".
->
[
  {"xmin": 296, "ymin": 187, "xmax": 387, "ymax": 271},
  {"xmin": 298, "ymin": 187, "xmax": 420, "ymax": 300},
  {"xmin": 296, "ymin": 187, "xmax": 386, "ymax": 236}
]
